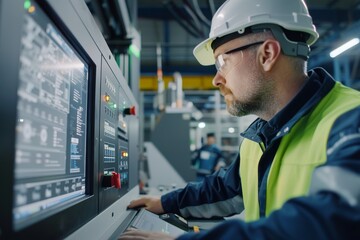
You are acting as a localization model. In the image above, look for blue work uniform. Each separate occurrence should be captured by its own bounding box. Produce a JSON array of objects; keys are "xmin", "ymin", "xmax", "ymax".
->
[
  {"xmin": 161, "ymin": 68, "xmax": 360, "ymax": 240},
  {"xmin": 192, "ymin": 144, "xmax": 223, "ymax": 181}
]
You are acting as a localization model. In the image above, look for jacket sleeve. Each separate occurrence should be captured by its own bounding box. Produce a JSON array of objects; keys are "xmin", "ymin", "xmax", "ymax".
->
[
  {"xmin": 161, "ymin": 154, "xmax": 244, "ymax": 218},
  {"xmin": 214, "ymin": 148, "xmax": 226, "ymax": 168},
  {"xmin": 190, "ymin": 149, "xmax": 200, "ymax": 166},
  {"xmin": 176, "ymin": 107, "xmax": 360, "ymax": 240}
]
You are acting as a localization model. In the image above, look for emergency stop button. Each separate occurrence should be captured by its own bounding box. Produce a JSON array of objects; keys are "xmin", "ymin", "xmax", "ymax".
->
[
  {"xmin": 102, "ymin": 172, "xmax": 121, "ymax": 189},
  {"xmin": 112, "ymin": 172, "xmax": 121, "ymax": 189},
  {"xmin": 123, "ymin": 106, "xmax": 136, "ymax": 115}
]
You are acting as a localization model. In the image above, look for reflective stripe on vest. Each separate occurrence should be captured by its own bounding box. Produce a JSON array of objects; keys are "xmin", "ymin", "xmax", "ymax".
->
[{"xmin": 239, "ymin": 82, "xmax": 360, "ymax": 222}]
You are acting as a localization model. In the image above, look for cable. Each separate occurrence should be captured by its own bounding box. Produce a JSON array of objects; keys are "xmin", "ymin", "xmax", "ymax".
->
[
  {"xmin": 190, "ymin": 0, "xmax": 211, "ymax": 27},
  {"xmin": 163, "ymin": 0, "xmax": 202, "ymax": 38}
]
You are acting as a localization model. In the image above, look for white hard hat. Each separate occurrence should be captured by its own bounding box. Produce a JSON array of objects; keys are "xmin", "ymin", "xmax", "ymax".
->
[{"xmin": 193, "ymin": 0, "xmax": 319, "ymax": 65}]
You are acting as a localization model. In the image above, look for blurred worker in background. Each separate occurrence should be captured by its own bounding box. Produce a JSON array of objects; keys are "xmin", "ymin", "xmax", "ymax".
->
[
  {"xmin": 191, "ymin": 132, "xmax": 225, "ymax": 181},
  {"xmin": 120, "ymin": 0, "xmax": 360, "ymax": 239}
]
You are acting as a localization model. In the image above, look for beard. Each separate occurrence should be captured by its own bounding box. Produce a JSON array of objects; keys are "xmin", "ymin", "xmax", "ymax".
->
[
  {"xmin": 221, "ymin": 75, "xmax": 272, "ymax": 117},
  {"xmin": 226, "ymin": 97, "xmax": 263, "ymax": 117}
]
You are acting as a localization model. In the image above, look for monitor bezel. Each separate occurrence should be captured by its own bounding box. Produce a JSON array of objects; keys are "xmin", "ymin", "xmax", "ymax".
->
[{"xmin": 0, "ymin": 0, "xmax": 100, "ymax": 238}]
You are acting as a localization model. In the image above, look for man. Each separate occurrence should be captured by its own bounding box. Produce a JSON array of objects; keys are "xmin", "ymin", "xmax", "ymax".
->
[
  {"xmin": 120, "ymin": 0, "xmax": 360, "ymax": 239},
  {"xmin": 191, "ymin": 132, "xmax": 225, "ymax": 181}
]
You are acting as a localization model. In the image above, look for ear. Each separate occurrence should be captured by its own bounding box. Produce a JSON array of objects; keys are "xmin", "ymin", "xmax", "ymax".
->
[{"xmin": 259, "ymin": 39, "xmax": 281, "ymax": 72}]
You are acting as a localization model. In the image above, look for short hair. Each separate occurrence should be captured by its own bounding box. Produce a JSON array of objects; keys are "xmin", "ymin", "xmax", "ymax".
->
[
  {"xmin": 207, "ymin": 132, "xmax": 215, "ymax": 138},
  {"xmin": 246, "ymin": 31, "xmax": 307, "ymax": 73}
]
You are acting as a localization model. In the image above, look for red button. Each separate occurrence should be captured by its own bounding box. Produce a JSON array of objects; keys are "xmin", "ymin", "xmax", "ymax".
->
[
  {"xmin": 112, "ymin": 172, "xmax": 121, "ymax": 189},
  {"xmin": 124, "ymin": 106, "xmax": 136, "ymax": 115}
]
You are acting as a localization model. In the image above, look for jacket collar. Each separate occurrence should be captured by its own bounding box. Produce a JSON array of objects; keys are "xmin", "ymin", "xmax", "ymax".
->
[{"xmin": 241, "ymin": 68, "xmax": 336, "ymax": 145}]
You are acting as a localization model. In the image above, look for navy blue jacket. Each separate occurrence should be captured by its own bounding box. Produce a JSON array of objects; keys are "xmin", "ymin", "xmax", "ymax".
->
[
  {"xmin": 161, "ymin": 68, "xmax": 360, "ymax": 240},
  {"xmin": 191, "ymin": 144, "xmax": 223, "ymax": 176}
]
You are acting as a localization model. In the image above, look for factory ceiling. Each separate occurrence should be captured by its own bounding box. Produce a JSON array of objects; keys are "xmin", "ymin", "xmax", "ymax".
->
[{"xmin": 86, "ymin": 0, "xmax": 360, "ymax": 114}]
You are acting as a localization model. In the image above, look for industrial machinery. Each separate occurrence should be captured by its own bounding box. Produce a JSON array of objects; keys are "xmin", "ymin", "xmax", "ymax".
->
[{"xmin": 0, "ymin": 0, "xmax": 140, "ymax": 238}]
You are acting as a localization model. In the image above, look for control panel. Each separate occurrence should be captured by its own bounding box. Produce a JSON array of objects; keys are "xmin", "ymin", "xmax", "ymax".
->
[{"xmin": 99, "ymin": 57, "xmax": 136, "ymax": 211}]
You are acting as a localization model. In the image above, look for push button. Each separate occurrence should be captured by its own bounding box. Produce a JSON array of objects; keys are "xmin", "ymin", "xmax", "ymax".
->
[{"xmin": 123, "ymin": 106, "xmax": 136, "ymax": 115}]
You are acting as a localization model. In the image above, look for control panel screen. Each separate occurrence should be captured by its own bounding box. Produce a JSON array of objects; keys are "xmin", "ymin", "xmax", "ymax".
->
[{"xmin": 13, "ymin": 1, "xmax": 89, "ymax": 229}]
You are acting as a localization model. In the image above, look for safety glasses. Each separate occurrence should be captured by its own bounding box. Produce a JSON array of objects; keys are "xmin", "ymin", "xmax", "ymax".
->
[{"xmin": 215, "ymin": 41, "xmax": 264, "ymax": 73}]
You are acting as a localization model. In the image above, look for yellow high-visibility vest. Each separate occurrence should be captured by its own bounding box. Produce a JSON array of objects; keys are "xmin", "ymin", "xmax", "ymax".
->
[{"xmin": 240, "ymin": 82, "xmax": 360, "ymax": 221}]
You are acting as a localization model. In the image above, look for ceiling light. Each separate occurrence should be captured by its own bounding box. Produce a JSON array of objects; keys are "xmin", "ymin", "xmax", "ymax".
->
[
  {"xmin": 330, "ymin": 38, "xmax": 360, "ymax": 58},
  {"xmin": 198, "ymin": 122, "xmax": 206, "ymax": 128}
]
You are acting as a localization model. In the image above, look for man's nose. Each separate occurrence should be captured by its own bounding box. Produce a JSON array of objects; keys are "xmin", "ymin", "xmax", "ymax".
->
[{"xmin": 212, "ymin": 72, "xmax": 225, "ymax": 87}]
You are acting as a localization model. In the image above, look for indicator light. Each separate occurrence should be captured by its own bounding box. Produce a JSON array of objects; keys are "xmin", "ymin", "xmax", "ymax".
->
[
  {"xmin": 121, "ymin": 151, "xmax": 128, "ymax": 158},
  {"xmin": 28, "ymin": 5, "xmax": 36, "ymax": 13},
  {"xmin": 104, "ymin": 94, "xmax": 110, "ymax": 102},
  {"xmin": 24, "ymin": 0, "xmax": 31, "ymax": 10}
]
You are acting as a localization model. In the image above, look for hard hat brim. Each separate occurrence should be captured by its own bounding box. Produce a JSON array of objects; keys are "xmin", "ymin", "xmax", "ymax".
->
[{"xmin": 193, "ymin": 37, "xmax": 216, "ymax": 66}]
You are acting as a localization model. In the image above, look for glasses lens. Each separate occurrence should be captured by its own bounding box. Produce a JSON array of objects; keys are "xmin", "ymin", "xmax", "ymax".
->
[
  {"xmin": 214, "ymin": 41, "xmax": 264, "ymax": 73},
  {"xmin": 215, "ymin": 55, "xmax": 225, "ymax": 72}
]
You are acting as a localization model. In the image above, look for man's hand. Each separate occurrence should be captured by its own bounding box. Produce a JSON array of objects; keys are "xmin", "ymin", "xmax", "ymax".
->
[
  {"xmin": 118, "ymin": 228, "xmax": 175, "ymax": 240},
  {"xmin": 127, "ymin": 196, "xmax": 165, "ymax": 214}
]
